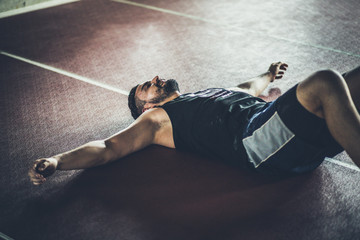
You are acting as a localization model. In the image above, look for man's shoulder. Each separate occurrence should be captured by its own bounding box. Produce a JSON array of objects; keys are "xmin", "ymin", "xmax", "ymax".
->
[{"xmin": 141, "ymin": 108, "xmax": 174, "ymax": 148}]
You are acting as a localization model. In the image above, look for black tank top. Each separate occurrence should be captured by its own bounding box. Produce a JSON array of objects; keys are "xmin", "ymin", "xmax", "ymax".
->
[{"xmin": 161, "ymin": 88, "xmax": 267, "ymax": 168}]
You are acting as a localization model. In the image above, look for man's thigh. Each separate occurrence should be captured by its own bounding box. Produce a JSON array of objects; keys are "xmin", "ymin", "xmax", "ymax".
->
[{"xmin": 342, "ymin": 66, "xmax": 360, "ymax": 109}]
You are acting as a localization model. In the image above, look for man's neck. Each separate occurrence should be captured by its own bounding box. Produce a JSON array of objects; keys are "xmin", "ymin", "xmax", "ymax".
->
[{"xmin": 160, "ymin": 91, "xmax": 181, "ymax": 105}]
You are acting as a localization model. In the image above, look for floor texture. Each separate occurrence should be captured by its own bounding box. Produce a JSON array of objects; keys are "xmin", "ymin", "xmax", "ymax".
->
[{"xmin": 1, "ymin": 0, "xmax": 360, "ymax": 239}]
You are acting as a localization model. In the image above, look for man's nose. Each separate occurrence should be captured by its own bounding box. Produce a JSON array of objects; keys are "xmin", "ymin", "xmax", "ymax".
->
[{"xmin": 151, "ymin": 76, "xmax": 159, "ymax": 84}]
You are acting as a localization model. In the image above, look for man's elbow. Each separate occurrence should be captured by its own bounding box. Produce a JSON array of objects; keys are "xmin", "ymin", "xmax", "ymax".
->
[{"xmin": 103, "ymin": 139, "xmax": 122, "ymax": 163}]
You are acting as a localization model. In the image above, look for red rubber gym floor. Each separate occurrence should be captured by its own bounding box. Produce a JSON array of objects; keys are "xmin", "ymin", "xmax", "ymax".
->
[{"xmin": 1, "ymin": 0, "xmax": 360, "ymax": 239}]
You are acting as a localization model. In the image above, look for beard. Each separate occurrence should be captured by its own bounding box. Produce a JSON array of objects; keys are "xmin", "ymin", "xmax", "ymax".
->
[
  {"xmin": 150, "ymin": 79, "xmax": 180, "ymax": 104},
  {"xmin": 163, "ymin": 79, "xmax": 180, "ymax": 94}
]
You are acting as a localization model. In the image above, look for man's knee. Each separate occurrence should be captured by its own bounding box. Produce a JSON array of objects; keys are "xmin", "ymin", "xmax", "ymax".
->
[
  {"xmin": 296, "ymin": 69, "xmax": 346, "ymax": 118},
  {"xmin": 311, "ymin": 69, "xmax": 346, "ymax": 92}
]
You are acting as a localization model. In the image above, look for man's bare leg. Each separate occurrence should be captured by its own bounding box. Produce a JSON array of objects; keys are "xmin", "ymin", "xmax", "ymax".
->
[
  {"xmin": 342, "ymin": 66, "xmax": 360, "ymax": 111},
  {"xmin": 296, "ymin": 69, "xmax": 360, "ymax": 167}
]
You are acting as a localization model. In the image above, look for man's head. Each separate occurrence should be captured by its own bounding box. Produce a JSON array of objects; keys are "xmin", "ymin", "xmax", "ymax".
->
[{"xmin": 128, "ymin": 76, "xmax": 180, "ymax": 119}]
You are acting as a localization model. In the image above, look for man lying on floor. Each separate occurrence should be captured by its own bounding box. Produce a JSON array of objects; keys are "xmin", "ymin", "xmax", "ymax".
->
[{"xmin": 29, "ymin": 62, "xmax": 360, "ymax": 185}]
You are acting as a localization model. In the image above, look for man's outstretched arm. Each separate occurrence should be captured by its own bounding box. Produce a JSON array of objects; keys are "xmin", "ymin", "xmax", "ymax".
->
[
  {"xmin": 28, "ymin": 109, "xmax": 161, "ymax": 185},
  {"xmin": 228, "ymin": 62, "xmax": 288, "ymax": 96}
]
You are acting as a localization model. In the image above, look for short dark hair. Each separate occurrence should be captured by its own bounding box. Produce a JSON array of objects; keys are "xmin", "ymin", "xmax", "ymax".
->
[{"xmin": 128, "ymin": 85, "xmax": 145, "ymax": 119}]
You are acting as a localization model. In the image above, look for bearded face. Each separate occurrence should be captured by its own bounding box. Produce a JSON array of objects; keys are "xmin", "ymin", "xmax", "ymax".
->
[{"xmin": 149, "ymin": 78, "xmax": 180, "ymax": 104}]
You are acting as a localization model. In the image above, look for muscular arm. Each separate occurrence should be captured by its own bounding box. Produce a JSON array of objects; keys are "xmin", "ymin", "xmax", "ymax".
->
[
  {"xmin": 54, "ymin": 140, "xmax": 115, "ymax": 170},
  {"xmin": 228, "ymin": 62, "xmax": 288, "ymax": 96},
  {"xmin": 29, "ymin": 109, "xmax": 162, "ymax": 185},
  {"xmin": 55, "ymin": 113, "xmax": 156, "ymax": 169}
]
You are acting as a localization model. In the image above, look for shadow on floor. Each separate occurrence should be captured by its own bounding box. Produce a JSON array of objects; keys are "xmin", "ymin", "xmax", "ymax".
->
[{"xmin": 4, "ymin": 145, "xmax": 320, "ymax": 240}]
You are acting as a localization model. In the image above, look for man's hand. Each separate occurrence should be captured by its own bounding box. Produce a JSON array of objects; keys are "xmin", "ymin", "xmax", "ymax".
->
[
  {"xmin": 231, "ymin": 62, "xmax": 288, "ymax": 96},
  {"xmin": 268, "ymin": 62, "xmax": 288, "ymax": 82},
  {"xmin": 28, "ymin": 158, "xmax": 58, "ymax": 185}
]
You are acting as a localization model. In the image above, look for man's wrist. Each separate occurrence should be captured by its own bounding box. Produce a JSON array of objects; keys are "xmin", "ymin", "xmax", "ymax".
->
[
  {"xmin": 260, "ymin": 71, "xmax": 274, "ymax": 81},
  {"xmin": 265, "ymin": 71, "xmax": 275, "ymax": 82},
  {"xmin": 50, "ymin": 156, "xmax": 60, "ymax": 170}
]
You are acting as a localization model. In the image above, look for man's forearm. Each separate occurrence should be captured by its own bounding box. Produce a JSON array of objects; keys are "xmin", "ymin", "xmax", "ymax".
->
[
  {"xmin": 237, "ymin": 71, "xmax": 273, "ymax": 97},
  {"xmin": 53, "ymin": 140, "xmax": 115, "ymax": 170}
]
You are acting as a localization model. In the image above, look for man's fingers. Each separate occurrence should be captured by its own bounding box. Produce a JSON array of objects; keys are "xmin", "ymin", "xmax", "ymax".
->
[
  {"xmin": 29, "ymin": 167, "xmax": 46, "ymax": 185},
  {"xmin": 275, "ymin": 75, "xmax": 283, "ymax": 79},
  {"xmin": 29, "ymin": 169, "xmax": 38, "ymax": 178},
  {"xmin": 31, "ymin": 178, "xmax": 42, "ymax": 185},
  {"xmin": 29, "ymin": 158, "xmax": 56, "ymax": 185},
  {"xmin": 32, "ymin": 163, "xmax": 38, "ymax": 170},
  {"xmin": 38, "ymin": 161, "xmax": 49, "ymax": 171},
  {"xmin": 280, "ymin": 63, "xmax": 288, "ymax": 70},
  {"xmin": 32, "ymin": 178, "xmax": 43, "ymax": 184},
  {"xmin": 30, "ymin": 173, "xmax": 45, "ymax": 181},
  {"xmin": 33, "ymin": 181, "xmax": 44, "ymax": 186},
  {"xmin": 31, "ymin": 176, "xmax": 46, "ymax": 185},
  {"xmin": 32, "ymin": 160, "xmax": 42, "ymax": 172}
]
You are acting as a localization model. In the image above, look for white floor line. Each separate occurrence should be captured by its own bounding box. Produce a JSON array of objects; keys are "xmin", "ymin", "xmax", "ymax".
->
[
  {"xmin": 0, "ymin": 232, "xmax": 14, "ymax": 240},
  {"xmin": 0, "ymin": 50, "xmax": 129, "ymax": 96},
  {"xmin": 0, "ymin": 0, "xmax": 81, "ymax": 19},
  {"xmin": 112, "ymin": 0, "xmax": 219, "ymax": 24},
  {"xmin": 112, "ymin": 0, "xmax": 360, "ymax": 59},
  {"xmin": 325, "ymin": 157, "xmax": 360, "ymax": 172}
]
